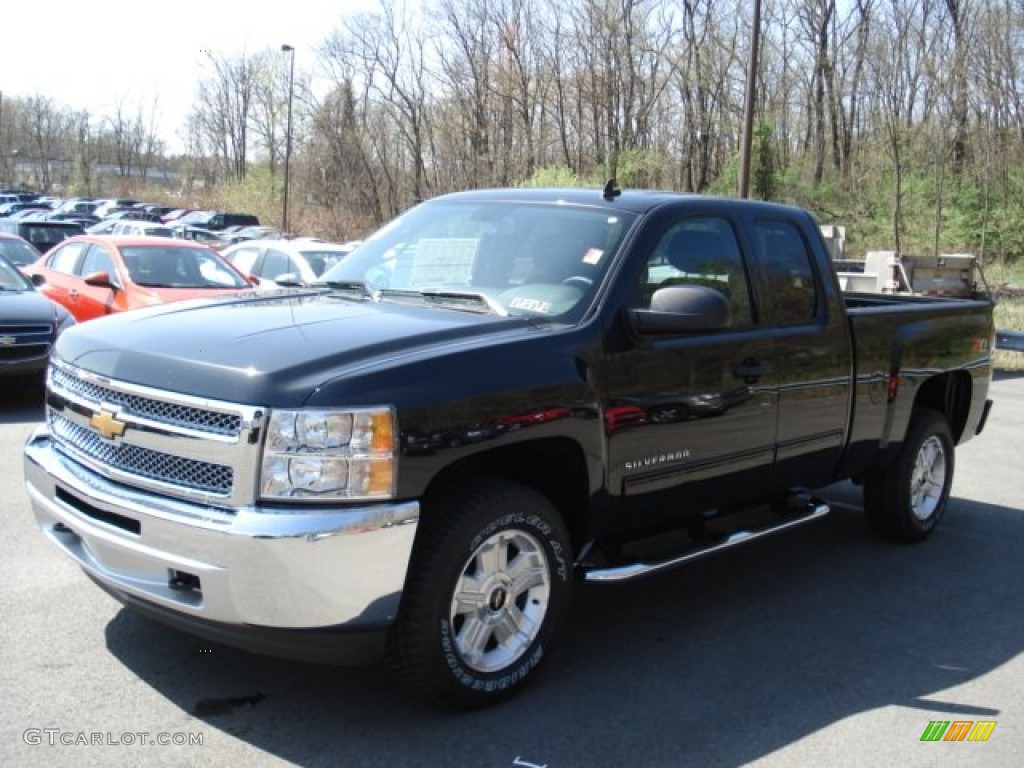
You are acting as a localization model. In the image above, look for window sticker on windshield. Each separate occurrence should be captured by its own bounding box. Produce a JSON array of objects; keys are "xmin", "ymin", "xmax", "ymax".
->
[
  {"xmin": 583, "ymin": 248, "xmax": 604, "ymax": 265},
  {"xmin": 509, "ymin": 296, "xmax": 552, "ymax": 314},
  {"xmin": 408, "ymin": 238, "xmax": 479, "ymax": 288}
]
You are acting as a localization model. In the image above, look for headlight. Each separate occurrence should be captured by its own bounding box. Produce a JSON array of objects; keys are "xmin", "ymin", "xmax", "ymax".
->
[{"xmin": 260, "ymin": 407, "xmax": 396, "ymax": 500}]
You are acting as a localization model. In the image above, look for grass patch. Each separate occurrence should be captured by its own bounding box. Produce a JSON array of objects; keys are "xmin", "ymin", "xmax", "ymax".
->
[{"xmin": 989, "ymin": 259, "xmax": 1024, "ymax": 370}]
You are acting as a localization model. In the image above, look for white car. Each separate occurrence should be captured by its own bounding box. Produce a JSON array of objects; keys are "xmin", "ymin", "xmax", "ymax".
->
[
  {"xmin": 85, "ymin": 219, "xmax": 120, "ymax": 235},
  {"xmin": 221, "ymin": 239, "xmax": 358, "ymax": 288},
  {"xmin": 110, "ymin": 221, "xmax": 177, "ymax": 238}
]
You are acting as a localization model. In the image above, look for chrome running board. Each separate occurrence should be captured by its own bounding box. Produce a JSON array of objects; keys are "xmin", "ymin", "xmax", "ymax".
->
[{"xmin": 583, "ymin": 501, "xmax": 829, "ymax": 583}]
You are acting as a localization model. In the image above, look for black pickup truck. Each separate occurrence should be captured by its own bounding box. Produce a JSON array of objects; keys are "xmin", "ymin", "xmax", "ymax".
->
[{"xmin": 23, "ymin": 187, "xmax": 994, "ymax": 708}]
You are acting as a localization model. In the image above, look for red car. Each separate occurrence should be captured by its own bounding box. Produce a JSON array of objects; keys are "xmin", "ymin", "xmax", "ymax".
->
[{"xmin": 25, "ymin": 235, "xmax": 256, "ymax": 322}]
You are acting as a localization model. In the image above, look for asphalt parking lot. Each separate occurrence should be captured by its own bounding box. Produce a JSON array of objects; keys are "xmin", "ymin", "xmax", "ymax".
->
[{"xmin": 1, "ymin": 373, "xmax": 1022, "ymax": 767}]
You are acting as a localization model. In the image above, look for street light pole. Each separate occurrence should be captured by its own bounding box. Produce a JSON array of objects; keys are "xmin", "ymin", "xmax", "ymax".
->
[{"xmin": 281, "ymin": 44, "xmax": 295, "ymax": 234}]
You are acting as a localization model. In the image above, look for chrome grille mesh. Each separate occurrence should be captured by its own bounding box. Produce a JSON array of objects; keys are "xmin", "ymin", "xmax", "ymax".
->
[
  {"xmin": 49, "ymin": 412, "xmax": 233, "ymax": 495},
  {"xmin": 50, "ymin": 364, "xmax": 241, "ymax": 436},
  {"xmin": 0, "ymin": 324, "xmax": 51, "ymax": 335},
  {"xmin": 44, "ymin": 361, "xmax": 262, "ymax": 505}
]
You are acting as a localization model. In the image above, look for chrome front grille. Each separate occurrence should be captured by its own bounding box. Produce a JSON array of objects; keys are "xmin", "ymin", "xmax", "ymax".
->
[
  {"xmin": 49, "ymin": 412, "xmax": 234, "ymax": 495},
  {"xmin": 46, "ymin": 360, "xmax": 265, "ymax": 507},
  {"xmin": 50, "ymin": 364, "xmax": 241, "ymax": 436},
  {"xmin": 0, "ymin": 324, "xmax": 51, "ymax": 335},
  {"xmin": 0, "ymin": 323, "xmax": 52, "ymax": 364}
]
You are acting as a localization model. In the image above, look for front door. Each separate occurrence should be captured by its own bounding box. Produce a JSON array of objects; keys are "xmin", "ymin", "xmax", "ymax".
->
[
  {"xmin": 71, "ymin": 243, "xmax": 121, "ymax": 320},
  {"xmin": 597, "ymin": 213, "xmax": 778, "ymax": 531}
]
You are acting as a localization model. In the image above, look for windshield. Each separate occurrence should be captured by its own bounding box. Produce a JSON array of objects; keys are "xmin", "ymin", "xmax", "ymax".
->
[
  {"xmin": 0, "ymin": 255, "xmax": 33, "ymax": 290},
  {"xmin": 0, "ymin": 237, "xmax": 42, "ymax": 267},
  {"xmin": 120, "ymin": 245, "xmax": 250, "ymax": 288},
  {"xmin": 319, "ymin": 200, "xmax": 635, "ymax": 321},
  {"xmin": 299, "ymin": 249, "xmax": 349, "ymax": 277}
]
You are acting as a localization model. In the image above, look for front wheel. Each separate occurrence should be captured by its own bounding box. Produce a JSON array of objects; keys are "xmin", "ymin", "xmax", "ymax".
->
[
  {"xmin": 388, "ymin": 480, "xmax": 573, "ymax": 708},
  {"xmin": 863, "ymin": 408, "xmax": 955, "ymax": 542}
]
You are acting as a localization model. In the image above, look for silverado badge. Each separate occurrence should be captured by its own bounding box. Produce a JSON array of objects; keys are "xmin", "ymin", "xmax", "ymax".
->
[{"xmin": 90, "ymin": 409, "xmax": 127, "ymax": 441}]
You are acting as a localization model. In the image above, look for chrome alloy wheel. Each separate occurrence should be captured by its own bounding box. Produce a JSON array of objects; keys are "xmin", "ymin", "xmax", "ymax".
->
[
  {"xmin": 911, "ymin": 435, "xmax": 947, "ymax": 521},
  {"xmin": 448, "ymin": 529, "xmax": 551, "ymax": 673}
]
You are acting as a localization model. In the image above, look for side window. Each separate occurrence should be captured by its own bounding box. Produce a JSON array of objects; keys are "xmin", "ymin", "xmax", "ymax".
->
[
  {"xmin": 262, "ymin": 248, "xmax": 290, "ymax": 279},
  {"xmin": 229, "ymin": 247, "xmax": 259, "ymax": 275},
  {"xmin": 47, "ymin": 241, "xmax": 87, "ymax": 274},
  {"xmin": 754, "ymin": 220, "xmax": 817, "ymax": 324},
  {"xmin": 640, "ymin": 217, "xmax": 752, "ymax": 327},
  {"xmin": 78, "ymin": 245, "xmax": 116, "ymax": 278}
]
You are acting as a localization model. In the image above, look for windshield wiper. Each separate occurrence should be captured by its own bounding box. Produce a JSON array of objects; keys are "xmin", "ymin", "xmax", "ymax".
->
[
  {"xmin": 314, "ymin": 280, "xmax": 379, "ymax": 301},
  {"xmin": 418, "ymin": 290, "xmax": 508, "ymax": 316}
]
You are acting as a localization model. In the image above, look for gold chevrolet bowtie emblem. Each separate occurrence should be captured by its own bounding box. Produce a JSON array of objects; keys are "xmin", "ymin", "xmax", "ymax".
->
[{"xmin": 90, "ymin": 409, "xmax": 127, "ymax": 440}]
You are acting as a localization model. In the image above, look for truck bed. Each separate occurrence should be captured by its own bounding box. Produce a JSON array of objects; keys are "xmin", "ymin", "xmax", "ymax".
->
[{"xmin": 840, "ymin": 291, "xmax": 994, "ymax": 480}]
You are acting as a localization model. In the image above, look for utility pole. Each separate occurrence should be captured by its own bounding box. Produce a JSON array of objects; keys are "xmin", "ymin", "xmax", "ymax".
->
[{"xmin": 738, "ymin": 0, "xmax": 762, "ymax": 199}]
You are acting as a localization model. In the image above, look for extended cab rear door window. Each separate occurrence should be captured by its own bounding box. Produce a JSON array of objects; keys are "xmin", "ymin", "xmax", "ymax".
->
[{"xmin": 753, "ymin": 220, "xmax": 818, "ymax": 325}]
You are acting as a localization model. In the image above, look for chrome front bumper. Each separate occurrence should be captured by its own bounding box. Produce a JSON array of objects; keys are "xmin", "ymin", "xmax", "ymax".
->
[{"xmin": 23, "ymin": 426, "xmax": 419, "ymax": 632}]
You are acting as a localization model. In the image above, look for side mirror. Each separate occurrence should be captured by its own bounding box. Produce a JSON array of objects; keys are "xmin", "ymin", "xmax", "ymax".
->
[
  {"xmin": 274, "ymin": 272, "xmax": 305, "ymax": 287},
  {"xmin": 30, "ymin": 273, "xmax": 46, "ymax": 287},
  {"xmin": 83, "ymin": 271, "xmax": 117, "ymax": 290},
  {"xmin": 629, "ymin": 284, "xmax": 730, "ymax": 334}
]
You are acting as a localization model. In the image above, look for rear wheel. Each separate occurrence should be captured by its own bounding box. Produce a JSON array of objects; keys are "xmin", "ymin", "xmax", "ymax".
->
[
  {"xmin": 863, "ymin": 408, "xmax": 954, "ymax": 542},
  {"xmin": 389, "ymin": 479, "xmax": 573, "ymax": 708}
]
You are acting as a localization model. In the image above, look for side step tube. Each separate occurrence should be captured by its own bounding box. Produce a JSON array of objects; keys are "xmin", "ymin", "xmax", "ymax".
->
[{"xmin": 583, "ymin": 501, "xmax": 830, "ymax": 583}]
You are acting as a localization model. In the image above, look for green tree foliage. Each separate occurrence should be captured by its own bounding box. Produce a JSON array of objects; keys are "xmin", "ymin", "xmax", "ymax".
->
[
  {"xmin": 752, "ymin": 122, "xmax": 778, "ymax": 201},
  {"xmin": 521, "ymin": 166, "xmax": 586, "ymax": 188}
]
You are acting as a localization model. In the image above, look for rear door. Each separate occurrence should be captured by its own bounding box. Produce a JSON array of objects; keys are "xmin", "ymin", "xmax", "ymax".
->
[
  {"xmin": 745, "ymin": 215, "xmax": 853, "ymax": 487},
  {"xmin": 34, "ymin": 240, "xmax": 89, "ymax": 319}
]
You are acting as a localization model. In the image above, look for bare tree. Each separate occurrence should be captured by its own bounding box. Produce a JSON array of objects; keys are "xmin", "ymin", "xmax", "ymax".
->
[
  {"xmin": 943, "ymin": 0, "xmax": 972, "ymax": 175},
  {"xmin": 20, "ymin": 95, "xmax": 69, "ymax": 191},
  {"xmin": 190, "ymin": 51, "xmax": 259, "ymax": 182},
  {"xmin": 670, "ymin": 0, "xmax": 742, "ymax": 191},
  {"xmin": 797, "ymin": 0, "xmax": 836, "ymax": 185}
]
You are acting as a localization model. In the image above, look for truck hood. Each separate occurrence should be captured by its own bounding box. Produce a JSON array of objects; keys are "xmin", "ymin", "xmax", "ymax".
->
[
  {"xmin": 1, "ymin": 289, "xmax": 60, "ymax": 325},
  {"xmin": 54, "ymin": 290, "xmax": 533, "ymax": 405}
]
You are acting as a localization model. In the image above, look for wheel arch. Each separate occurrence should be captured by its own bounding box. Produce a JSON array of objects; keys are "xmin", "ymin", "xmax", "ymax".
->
[
  {"xmin": 914, "ymin": 370, "xmax": 972, "ymax": 443},
  {"xmin": 415, "ymin": 437, "xmax": 593, "ymax": 556}
]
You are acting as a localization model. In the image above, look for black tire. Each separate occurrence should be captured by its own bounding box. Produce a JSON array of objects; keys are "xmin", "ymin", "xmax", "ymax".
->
[
  {"xmin": 388, "ymin": 479, "xmax": 573, "ymax": 709},
  {"xmin": 863, "ymin": 408, "xmax": 955, "ymax": 542}
]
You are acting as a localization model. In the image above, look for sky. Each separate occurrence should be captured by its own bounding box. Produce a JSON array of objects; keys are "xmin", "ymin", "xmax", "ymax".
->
[{"xmin": 0, "ymin": 0, "xmax": 372, "ymax": 153}]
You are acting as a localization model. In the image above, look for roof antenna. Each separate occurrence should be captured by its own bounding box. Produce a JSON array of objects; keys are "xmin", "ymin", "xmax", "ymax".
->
[{"xmin": 602, "ymin": 178, "xmax": 621, "ymax": 200}]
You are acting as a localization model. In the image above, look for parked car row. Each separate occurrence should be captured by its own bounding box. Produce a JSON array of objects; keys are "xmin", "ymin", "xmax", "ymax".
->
[
  {"xmin": 0, "ymin": 189, "xmax": 366, "ymax": 391},
  {"xmin": 0, "ymin": 193, "xmax": 270, "ymax": 252},
  {"xmin": 23, "ymin": 235, "xmax": 257, "ymax": 323}
]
